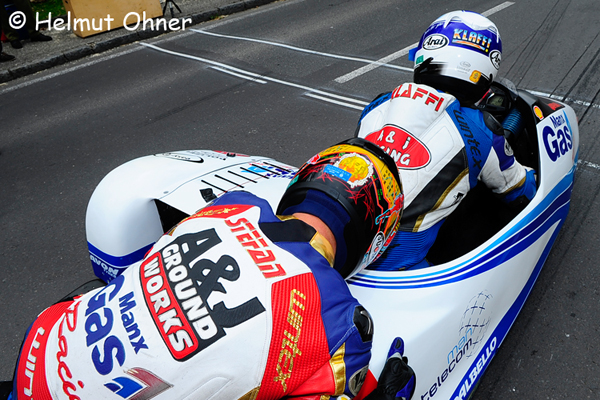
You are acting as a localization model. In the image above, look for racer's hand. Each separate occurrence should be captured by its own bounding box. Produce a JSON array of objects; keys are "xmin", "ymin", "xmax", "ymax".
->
[{"xmin": 364, "ymin": 338, "xmax": 416, "ymax": 400}]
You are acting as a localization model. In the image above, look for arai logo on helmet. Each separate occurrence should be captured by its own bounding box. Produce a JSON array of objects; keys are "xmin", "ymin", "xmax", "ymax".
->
[
  {"xmin": 422, "ymin": 34, "xmax": 449, "ymax": 50},
  {"xmin": 489, "ymin": 50, "xmax": 501, "ymax": 70}
]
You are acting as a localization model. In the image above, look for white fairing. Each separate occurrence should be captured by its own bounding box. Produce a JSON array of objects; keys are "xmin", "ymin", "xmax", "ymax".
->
[
  {"xmin": 85, "ymin": 96, "xmax": 579, "ymax": 399},
  {"xmin": 86, "ymin": 150, "xmax": 296, "ymax": 281}
]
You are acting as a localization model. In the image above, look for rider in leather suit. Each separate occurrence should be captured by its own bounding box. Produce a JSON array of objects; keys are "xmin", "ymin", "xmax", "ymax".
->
[
  {"xmin": 357, "ymin": 10, "xmax": 537, "ymax": 270},
  {"xmin": 5, "ymin": 138, "xmax": 414, "ymax": 400}
]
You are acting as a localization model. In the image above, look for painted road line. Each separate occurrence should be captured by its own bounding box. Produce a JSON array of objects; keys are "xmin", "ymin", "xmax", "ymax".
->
[
  {"xmin": 192, "ymin": 29, "xmax": 412, "ymax": 73},
  {"xmin": 334, "ymin": 44, "xmax": 414, "ymax": 84},
  {"xmin": 141, "ymin": 42, "xmax": 369, "ymax": 109},
  {"xmin": 528, "ymin": 90, "xmax": 600, "ymax": 110},
  {"xmin": 481, "ymin": 1, "xmax": 515, "ymax": 17},
  {"xmin": 334, "ymin": 1, "xmax": 516, "ymax": 83},
  {"xmin": 209, "ymin": 66, "xmax": 268, "ymax": 83},
  {"xmin": 578, "ymin": 160, "xmax": 600, "ymax": 171},
  {"xmin": 304, "ymin": 92, "xmax": 367, "ymax": 110}
]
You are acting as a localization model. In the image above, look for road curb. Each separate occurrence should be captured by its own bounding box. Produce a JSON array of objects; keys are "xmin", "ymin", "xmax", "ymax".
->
[{"xmin": 0, "ymin": 0, "xmax": 278, "ymax": 84}]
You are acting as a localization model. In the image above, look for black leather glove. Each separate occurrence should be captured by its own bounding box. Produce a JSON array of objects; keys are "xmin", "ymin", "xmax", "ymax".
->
[{"xmin": 364, "ymin": 338, "xmax": 416, "ymax": 400}]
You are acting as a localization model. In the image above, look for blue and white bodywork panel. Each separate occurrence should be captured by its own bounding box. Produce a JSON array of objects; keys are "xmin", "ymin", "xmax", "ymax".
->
[
  {"xmin": 348, "ymin": 104, "xmax": 578, "ymax": 400},
  {"xmin": 85, "ymin": 98, "xmax": 578, "ymax": 399}
]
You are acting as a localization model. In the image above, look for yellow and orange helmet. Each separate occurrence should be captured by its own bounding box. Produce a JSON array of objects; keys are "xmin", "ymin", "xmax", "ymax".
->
[{"xmin": 278, "ymin": 137, "xmax": 404, "ymax": 278}]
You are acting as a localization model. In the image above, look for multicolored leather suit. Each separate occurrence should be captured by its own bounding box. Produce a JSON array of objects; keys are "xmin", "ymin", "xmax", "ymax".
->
[
  {"xmin": 11, "ymin": 191, "xmax": 373, "ymax": 400},
  {"xmin": 357, "ymin": 82, "xmax": 537, "ymax": 270}
]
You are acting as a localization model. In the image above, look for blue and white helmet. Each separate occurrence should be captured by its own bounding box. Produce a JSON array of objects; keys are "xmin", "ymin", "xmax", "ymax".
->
[{"xmin": 410, "ymin": 10, "xmax": 502, "ymax": 103}]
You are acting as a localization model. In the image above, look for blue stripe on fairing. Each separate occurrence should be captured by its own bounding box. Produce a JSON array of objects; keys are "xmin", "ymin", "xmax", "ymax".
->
[
  {"xmin": 449, "ymin": 204, "xmax": 564, "ymax": 400},
  {"xmin": 88, "ymin": 241, "xmax": 154, "ymax": 267},
  {"xmin": 350, "ymin": 167, "xmax": 575, "ymax": 289}
]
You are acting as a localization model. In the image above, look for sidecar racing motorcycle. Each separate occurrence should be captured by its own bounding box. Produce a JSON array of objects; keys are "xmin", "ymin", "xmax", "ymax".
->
[{"xmin": 85, "ymin": 81, "xmax": 579, "ymax": 400}]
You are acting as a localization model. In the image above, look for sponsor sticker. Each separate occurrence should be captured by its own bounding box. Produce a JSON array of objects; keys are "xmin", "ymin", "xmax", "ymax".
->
[
  {"xmin": 365, "ymin": 125, "xmax": 431, "ymax": 169},
  {"xmin": 421, "ymin": 292, "xmax": 493, "ymax": 400},
  {"xmin": 543, "ymin": 111, "xmax": 573, "ymax": 162},
  {"xmin": 104, "ymin": 367, "xmax": 172, "ymax": 400},
  {"xmin": 334, "ymin": 153, "xmax": 374, "ymax": 188},
  {"xmin": 422, "ymin": 34, "xmax": 449, "ymax": 50},
  {"xmin": 366, "ymin": 232, "xmax": 385, "ymax": 264},
  {"xmin": 155, "ymin": 152, "xmax": 204, "ymax": 163},
  {"xmin": 533, "ymin": 105, "xmax": 544, "ymax": 120},
  {"xmin": 452, "ymin": 29, "xmax": 494, "ymax": 54},
  {"xmin": 489, "ymin": 50, "xmax": 501, "ymax": 70},
  {"xmin": 391, "ymin": 83, "xmax": 446, "ymax": 111},
  {"xmin": 547, "ymin": 102, "xmax": 564, "ymax": 111},
  {"xmin": 140, "ymin": 228, "xmax": 265, "ymax": 360},
  {"xmin": 324, "ymin": 164, "xmax": 352, "ymax": 182},
  {"xmin": 225, "ymin": 215, "xmax": 286, "ymax": 279},
  {"xmin": 469, "ymin": 70, "xmax": 481, "ymax": 83}
]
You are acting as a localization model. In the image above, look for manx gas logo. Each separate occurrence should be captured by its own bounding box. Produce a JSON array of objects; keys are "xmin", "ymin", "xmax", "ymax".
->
[
  {"xmin": 140, "ymin": 228, "xmax": 266, "ymax": 360},
  {"xmin": 543, "ymin": 111, "xmax": 573, "ymax": 162},
  {"xmin": 365, "ymin": 125, "xmax": 431, "ymax": 169}
]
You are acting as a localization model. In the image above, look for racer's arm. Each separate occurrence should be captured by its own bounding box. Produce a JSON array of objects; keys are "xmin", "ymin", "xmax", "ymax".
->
[{"xmin": 479, "ymin": 111, "xmax": 537, "ymax": 209}]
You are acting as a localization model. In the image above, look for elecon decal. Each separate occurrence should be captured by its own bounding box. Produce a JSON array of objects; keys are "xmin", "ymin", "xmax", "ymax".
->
[{"xmin": 420, "ymin": 291, "xmax": 492, "ymax": 400}]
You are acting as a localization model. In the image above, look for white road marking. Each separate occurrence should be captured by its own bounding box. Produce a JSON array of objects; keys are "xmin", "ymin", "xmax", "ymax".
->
[
  {"xmin": 578, "ymin": 160, "xmax": 600, "ymax": 171},
  {"xmin": 209, "ymin": 66, "xmax": 268, "ymax": 83},
  {"xmin": 141, "ymin": 42, "xmax": 368, "ymax": 110},
  {"xmin": 304, "ymin": 93, "xmax": 367, "ymax": 110},
  {"xmin": 192, "ymin": 29, "xmax": 412, "ymax": 73},
  {"xmin": 334, "ymin": 44, "xmax": 414, "ymax": 83},
  {"xmin": 481, "ymin": 1, "xmax": 516, "ymax": 17},
  {"xmin": 334, "ymin": 1, "xmax": 516, "ymax": 83},
  {"xmin": 528, "ymin": 90, "xmax": 600, "ymax": 110}
]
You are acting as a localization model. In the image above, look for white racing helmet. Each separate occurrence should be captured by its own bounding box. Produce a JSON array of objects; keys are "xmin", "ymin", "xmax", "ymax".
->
[{"xmin": 410, "ymin": 10, "xmax": 502, "ymax": 104}]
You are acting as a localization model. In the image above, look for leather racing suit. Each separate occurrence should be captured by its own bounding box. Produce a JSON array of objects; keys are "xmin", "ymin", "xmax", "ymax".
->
[
  {"xmin": 356, "ymin": 83, "xmax": 537, "ymax": 270},
  {"xmin": 10, "ymin": 191, "xmax": 374, "ymax": 400}
]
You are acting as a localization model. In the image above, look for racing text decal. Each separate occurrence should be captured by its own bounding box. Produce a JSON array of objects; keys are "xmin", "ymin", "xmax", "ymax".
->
[
  {"xmin": 543, "ymin": 111, "xmax": 573, "ymax": 162},
  {"xmin": 260, "ymin": 274, "xmax": 330, "ymax": 396},
  {"xmin": 140, "ymin": 228, "xmax": 266, "ymax": 360},
  {"xmin": 365, "ymin": 125, "xmax": 431, "ymax": 169},
  {"xmin": 452, "ymin": 29, "xmax": 493, "ymax": 53},
  {"xmin": 85, "ymin": 275, "xmax": 126, "ymax": 376},
  {"xmin": 226, "ymin": 216, "xmax": 286, "ymax": 278},
  {"xmin": 391, "ymin": 83, "xmax": 446, "ymax": 111}
]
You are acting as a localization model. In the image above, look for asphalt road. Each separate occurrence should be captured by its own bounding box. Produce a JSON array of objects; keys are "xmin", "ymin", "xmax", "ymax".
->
[{"xmin": 1, "ymin": 0, "xmax": 600, "ymax": 398}]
